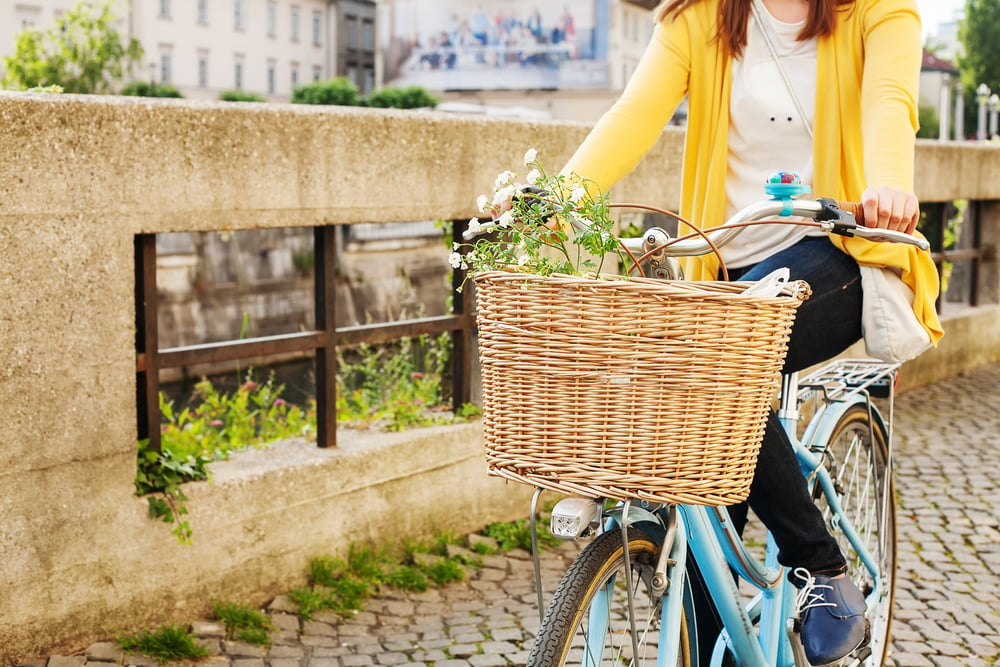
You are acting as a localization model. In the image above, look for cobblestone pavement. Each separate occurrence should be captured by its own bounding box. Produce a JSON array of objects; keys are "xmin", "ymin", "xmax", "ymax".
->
[{"xmin": 26, "ymin": 363, "xmax": 1000, "ymax": 667}]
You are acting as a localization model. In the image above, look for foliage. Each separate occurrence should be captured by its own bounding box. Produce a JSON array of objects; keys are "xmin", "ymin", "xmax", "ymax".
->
[
  {"xmin": 135, "ymin": 439, "xmax": 211, "ymax": 544},
  {"xmin": 2, "ymin": 0, "xmax": 143, "ymax": 93},
  {"xmin": 291, "ymin": 78, "xmax": 438, "ymax": 109},
  {"xmin": 451, "ymin": 149, "xmax": 630, "ymax": 283},
  {"xmin": 289, "ymin": 543, "xmax": 468, "ymax": 619},
  {"xmin": 291, "ymin": 77, "xmax": 362, "ymax": 106},
  {"xmin": 917, "ymin": 104, "xmax": 941, "ymax": 140},
  {"xmin": 481, "ymin": 518, "xmax": 560, "ymax": 551},
  {"xmin": 136, "ymin": 375, "xmax": 311, "ymax": 543},
  {"xmin": 120, "ymin": 81, "xmax": 183, "ymax": 98},
  {"xmin": 363, "ymin": 85, "xmax": 438, "ymax": 109},
  {"xmin": 336, "ymin": 334, "xmax": 457, "ymax": 431},
  {"xmin": 212, "ymin": 601, "xmax": 273, "ymax": 646},
  {"xmin": 219, "ymin": 90, "xmax": 266, "ymax": 102},
  {"xmin": 958, "ymin": 0, "xmax": 1000, "ymax": 135},
  {"xmin": 117, "ymin": 624, "xmax": 210, "ymax": 663}
]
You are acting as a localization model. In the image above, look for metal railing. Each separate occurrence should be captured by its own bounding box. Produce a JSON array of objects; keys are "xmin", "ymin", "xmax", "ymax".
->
[{"xmin": 135, "ymin": 223, "xmax": 475, "ymax": 451}]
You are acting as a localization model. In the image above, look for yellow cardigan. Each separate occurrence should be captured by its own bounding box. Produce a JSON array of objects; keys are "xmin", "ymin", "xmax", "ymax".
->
[{"xmin": 563, "ymin": 0, "xmax": 943, "ymax": 344}]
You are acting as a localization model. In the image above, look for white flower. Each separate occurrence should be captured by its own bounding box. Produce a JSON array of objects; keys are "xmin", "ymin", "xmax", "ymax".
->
[
  {"xmin": 570, "ymin": 186, "xmax": 587, "ymax": 203},
  {"xmin": 452, "ymin": 242, "xmax": 460, "ymax": 250},
  {"xmin": 523, "ymin": 148, "xmax": 538, "ymax": 165},
  {"xmin": 448, "ymin": 252, "xmax": 463, "ymax": 269},
  {"xmin": 492, "ymin": 185, "xmax": 516, "ymax": 207},
  {"xmin": 497, "ymin": 210, "xmax": 515, "ymax": 228},
  {"xmin": 468, "ymin": 217, "xmax": 482, "ymax": 234},
  {"xmin": 525, "ymin": 169, "xmax": 541, "ymax": 185},
  {"xmin": 495, "ymin": 170, "xmax": 516, "ymax": 188},
  {"xmin": 476, "ymin": 194, "xmax": 489, "ymax": 213},
  {"xmin": 517, "ymin": 254, "xmax": 530, "ymax": 266}
]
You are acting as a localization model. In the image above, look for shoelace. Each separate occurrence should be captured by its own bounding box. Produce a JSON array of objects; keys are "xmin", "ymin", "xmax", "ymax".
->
[{"xmin": 792, "ymin": 567, "xmax": 836, "ymax": 616}]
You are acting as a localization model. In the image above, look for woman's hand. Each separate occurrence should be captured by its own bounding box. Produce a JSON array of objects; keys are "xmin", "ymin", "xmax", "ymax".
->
[{"xmin": 860, "ymin": 186, "xmax": 920, "ymax": 235}]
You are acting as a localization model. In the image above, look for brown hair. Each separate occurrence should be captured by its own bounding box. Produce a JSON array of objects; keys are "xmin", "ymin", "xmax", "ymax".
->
[{"xmin": 653, "ymin": 0, "xmax": 854, "ymax": 58}]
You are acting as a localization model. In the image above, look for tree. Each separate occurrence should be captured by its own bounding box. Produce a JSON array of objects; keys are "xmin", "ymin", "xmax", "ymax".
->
[
  {"xmin": 2, "ymin": 0, "xmax": 142, "ymax": 94},
  {"xmin": 958, "ymin": 0, "xmax": 1000, "ymax": 135}
]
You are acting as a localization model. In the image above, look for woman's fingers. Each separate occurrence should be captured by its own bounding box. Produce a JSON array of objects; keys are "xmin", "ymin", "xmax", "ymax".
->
[{"xmin": 860, "ymin": 186, "xmax": 920, "ymax": 235}]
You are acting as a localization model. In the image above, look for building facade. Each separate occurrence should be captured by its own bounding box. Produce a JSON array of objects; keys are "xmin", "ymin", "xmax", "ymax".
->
[
  {"xmin": 3, "ymin": 0, "xmax": 657, "ymax": 120},
  {"xmin": 0, "ymin": 0, "xmax": 380, "ymax": 100}
]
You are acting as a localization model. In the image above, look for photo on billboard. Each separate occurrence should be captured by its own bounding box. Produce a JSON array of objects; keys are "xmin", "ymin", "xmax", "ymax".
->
[{"xmin": 380, "ymin": 0, "xmax": 609, "ymax": 91}]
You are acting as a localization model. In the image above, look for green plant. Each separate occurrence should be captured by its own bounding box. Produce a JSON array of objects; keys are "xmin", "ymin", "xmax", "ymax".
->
[
  {"xmin": 120, "ymin": 81, "xmax": 183, "ymax": 98},
  {"xmin": 482, "ymin": 517, "xmax": 559, "ymax": 551},
  {"xmin": 452, "ymin": 149, "xmax": 630, "ymax": 282},
  {"xmin": 212, "ymin": 601, "xmax": 273, "ymax": 646},
  {"xmin": 291, "ymin": 77, "xmax": 361, "ymax": 106},
  {"xmin": 363, "ymin": 85, "xmax": 438, "ymax": 109},
  {"xmin": 137, "ymin": 374, "xmax": 313, "ymax": 543},
  {"xmin": 219, "ymin": 89, "xmax": 266, "ymax": 102},
  {"xmin": 135, "ymin": 439, "xmax": 211, "ymax": 544},
  {"xmin": 117, "ymin": 624, "xmax": 210, "ymax": 663},
  {"xmin": 336, "ymin": 334, "xmax": 457, "ymax": 431}
]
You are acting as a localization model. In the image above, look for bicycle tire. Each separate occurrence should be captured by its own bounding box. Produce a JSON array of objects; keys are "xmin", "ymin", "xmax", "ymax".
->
[
  {"xmin": 815, "ymin": 405, "xmax": 897, "ymax": 666},
  {"xmin": 528, "ymin": 526, "xmax": 691, "ymax": 667}
]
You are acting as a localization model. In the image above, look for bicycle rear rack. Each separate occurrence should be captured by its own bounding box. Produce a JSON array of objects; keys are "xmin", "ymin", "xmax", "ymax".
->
[{"xmin": 796, "ymin": 358, "xmax": 900, "ymax": 403}]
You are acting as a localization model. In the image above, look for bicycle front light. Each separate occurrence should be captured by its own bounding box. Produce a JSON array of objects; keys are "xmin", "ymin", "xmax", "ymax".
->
[{"xmin": 549, "ymin": 497, "xmax": 601, "ymax": 539}]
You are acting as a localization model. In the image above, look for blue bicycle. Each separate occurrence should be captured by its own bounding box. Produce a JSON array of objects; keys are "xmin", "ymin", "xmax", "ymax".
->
[{"xmin": 519, "ymin": 195, "xmax": 927, "ymax": 666}]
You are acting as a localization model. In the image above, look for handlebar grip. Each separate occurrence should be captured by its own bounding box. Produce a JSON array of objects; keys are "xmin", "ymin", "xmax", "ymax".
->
[{"xmin": 833, "ymin": 199, "xmax": 930, "ymax": 251}]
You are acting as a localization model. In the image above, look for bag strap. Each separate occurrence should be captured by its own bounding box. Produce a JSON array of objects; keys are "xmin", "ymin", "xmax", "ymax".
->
[{"xmin": 750, "ymin": 1, "xmax": 813, "ymax": 139}]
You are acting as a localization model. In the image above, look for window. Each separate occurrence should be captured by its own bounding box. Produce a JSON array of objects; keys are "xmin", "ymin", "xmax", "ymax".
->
[
  {"xmin": 312, "ymin": 65, "xmax": 322, "ymax": 82},
  {"xmin": 235, "ymin": 59, "xmax": 244, "ymax": 89},
  {"xmin": 312, "ymin": 10, "xmax": 322, "ymax": 46},
  {"xmin": 159, "ymin": 0, "xmax": 171, "ymax": 18},
  {"xmin": 16, "ymin": 6, "xmax": 41, "ymax": 30},
  {"xmin": 198, "ymin": 53, "xmax": 209, "ymax": 88},
  {"xmin": 290, "ymin": 63, "xmax": 299, "ymax": 89},
  {"xmin": 267, "ymin": 1, "xmax": 276, "ymax": 37},
  {"xmin": 346, "ymin": 15, "xmax": 358, "ymax": 50},
  {"xmin": 160, "ymin": 50, "xmax": 173, "ymax": 84},
  {"xmin": 197, "ymin": 0, "xmax": 208, "ymax": 25},
  {"xmin": 363, "ymin": 66, "xmax": 375, "ymax": 95},
  {"xmin": 234, "ymin": 0, "xmax": 245, "ymax": 31},
  {"xmin": 267, "ymin": 60, "xmax": 276, "ymax": 95},
  {"xmin": 290, "ymin": 6, "xmax": 300, "ymax": 42},
  {"xmin": 362, "ymin": 19, "xmax": 375, "ymax": 52}
]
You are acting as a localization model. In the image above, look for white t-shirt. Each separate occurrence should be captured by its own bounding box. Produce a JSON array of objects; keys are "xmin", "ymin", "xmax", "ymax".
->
[{"xmin": 723, "ymin": 0, "xmax": 821, "ymax": 268}]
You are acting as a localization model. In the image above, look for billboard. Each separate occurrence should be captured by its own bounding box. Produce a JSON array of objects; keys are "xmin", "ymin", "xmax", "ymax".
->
[{"xmin": 380, "ymin": 0, "xmax": 609, "ymax": 90}]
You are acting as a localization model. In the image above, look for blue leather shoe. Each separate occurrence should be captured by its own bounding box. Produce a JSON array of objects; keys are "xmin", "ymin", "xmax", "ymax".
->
[{"xmin": 793, "ymin": 568, "xmax": 868, "ymax": 666}]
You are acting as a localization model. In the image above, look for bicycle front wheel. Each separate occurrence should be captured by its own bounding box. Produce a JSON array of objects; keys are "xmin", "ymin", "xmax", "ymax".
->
[
  {"xmin": 528, "ymin": 526, "xmax": 691, "ymax": 667},
  {"xmin": 816, "ymin": 405, "xmax": 896, "ymax": 665}
]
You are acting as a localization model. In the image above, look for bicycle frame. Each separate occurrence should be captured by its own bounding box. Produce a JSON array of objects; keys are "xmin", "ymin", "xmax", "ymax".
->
[{"xmin": 554, "ymin": 361, "xmax": 895, "ymax": 667}]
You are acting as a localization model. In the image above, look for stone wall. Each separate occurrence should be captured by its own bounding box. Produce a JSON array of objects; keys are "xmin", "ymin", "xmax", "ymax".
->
[{"xmin": 0, "ymin": 92, "xmax": 998, "ymax": 664}]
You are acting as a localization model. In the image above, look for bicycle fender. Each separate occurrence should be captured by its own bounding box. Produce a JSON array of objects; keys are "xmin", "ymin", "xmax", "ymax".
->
[
  {"xmin": 806, "ymin": 394, "xmax": 889, "ymax": 453},
  {"xmin": 603, "ymin": 505, "xmax": 666, "ymax": 535}
]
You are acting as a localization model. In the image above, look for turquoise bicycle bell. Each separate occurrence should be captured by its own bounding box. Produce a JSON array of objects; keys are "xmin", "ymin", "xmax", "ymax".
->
[{"xmin": 764, "ymin": 171, "xmax": 810, "ymax": 215}]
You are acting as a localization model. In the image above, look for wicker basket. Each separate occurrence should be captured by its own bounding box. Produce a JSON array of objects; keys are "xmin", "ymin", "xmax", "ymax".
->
[{"xmin": 474, "ymin": 271, "xmax": 811, "ymax": 506}]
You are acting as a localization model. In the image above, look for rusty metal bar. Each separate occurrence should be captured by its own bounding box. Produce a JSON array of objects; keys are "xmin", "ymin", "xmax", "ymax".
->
[
  {"xmin": 135, "ymin": 225, "xmax": 480, "ymax": 450},
  {"xmin": 450, "ymin": 219, "xmax": 474, "ymax": 413},
  {"xmin": 135, "ymin": 234, "xmax": 161, "ymax": 452},
  {"xmin": 315, "ymin": 225, "xmax": 338, "ymax": 448},
  {"xmin": 336, "ymin": 314, "xmax": 472, "ymax": 347},
  {"xmin": 137, "ymin": 332, "xmax": 326, "ymax": 372}
]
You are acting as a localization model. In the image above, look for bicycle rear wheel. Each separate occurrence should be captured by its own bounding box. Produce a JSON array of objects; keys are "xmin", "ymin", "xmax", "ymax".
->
[
  {"xmin": 815, "ymin": 405, "xmax": 896, "ymax": 665},
  {"xmin": 528, "ymin": 526, "xmax": 691, "ymax": 667}
]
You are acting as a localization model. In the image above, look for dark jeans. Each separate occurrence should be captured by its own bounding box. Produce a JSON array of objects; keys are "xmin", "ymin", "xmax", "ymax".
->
[{"xmin": 726, "ymin": 236, "xmax": 863, "ymax": 574}]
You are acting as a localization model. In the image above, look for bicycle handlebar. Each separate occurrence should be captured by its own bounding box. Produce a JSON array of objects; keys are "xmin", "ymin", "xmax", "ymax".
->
[
  {"xmin": 616, "ymin": 198, "xmax": 930, "ymax": 255},
  {"xmin": 464, "ymin": 196, "xmax": 930, "ymax": 253}
]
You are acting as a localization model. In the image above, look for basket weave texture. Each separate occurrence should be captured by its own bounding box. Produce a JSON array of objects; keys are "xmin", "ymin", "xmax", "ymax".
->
[{"xmin": 474, "ymin": 271, "xmax": 810, "ymax": 506}]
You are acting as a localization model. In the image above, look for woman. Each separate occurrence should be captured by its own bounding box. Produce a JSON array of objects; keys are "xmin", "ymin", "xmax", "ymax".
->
[{"xmin": 560, "ymin": 0, "xmax": 943, "ymax": 664}]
